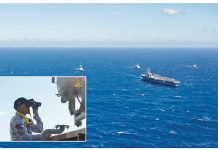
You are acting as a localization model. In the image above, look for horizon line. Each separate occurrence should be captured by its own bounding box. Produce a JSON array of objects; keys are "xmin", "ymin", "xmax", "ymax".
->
[{"xmin": 0, "ymin": 46, "xmax": 218, "ymax": 49}]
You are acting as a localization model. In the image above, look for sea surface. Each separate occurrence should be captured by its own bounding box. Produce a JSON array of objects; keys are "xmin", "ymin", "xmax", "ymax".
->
[{"xmin": 0, "ymin": 47, "xmax": 218, "ymax": 148}]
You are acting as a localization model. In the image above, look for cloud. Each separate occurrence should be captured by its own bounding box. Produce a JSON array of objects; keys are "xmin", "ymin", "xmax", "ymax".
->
[
  {"xmin": 110, "ymin": 11, "xmax": 121, "ymax": 15},
  {"xmin": 203, "ymin": 29, "xmax": 208, "ymax": 32},
  {"xmin": 162, "ymin": 8, "xmax": 185, "ymax": 16},
  {"xmin": 0, "ymin": 111, "xmax": 8, "ymax": 116},
  {"xmin": 212, "ymin": 27, "xmax": 216, "ymax": 33},
  {"xmin": 202, "ymin": 27, "xmax": 216, "ymax": 34}
]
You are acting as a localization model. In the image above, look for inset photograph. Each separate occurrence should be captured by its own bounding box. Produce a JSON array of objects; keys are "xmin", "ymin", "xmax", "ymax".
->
[{"xmin": 0, "ymin": 76, "xmax": 86, "ymax": 141}]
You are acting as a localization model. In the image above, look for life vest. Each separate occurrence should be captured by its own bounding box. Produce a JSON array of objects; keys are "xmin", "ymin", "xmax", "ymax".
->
[{"xmin": 16, "ymin": 112, "xmax": 33, "ymax": 126}]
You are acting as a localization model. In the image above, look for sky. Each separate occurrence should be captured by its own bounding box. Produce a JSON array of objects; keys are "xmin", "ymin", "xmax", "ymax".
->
[
  {"xmin": 0, "ymin": 77, "xmax": 86, "ymax": 141},
  {"xmin": 0, "ymin": 4, "xmax": 218, "ymax": 47}
]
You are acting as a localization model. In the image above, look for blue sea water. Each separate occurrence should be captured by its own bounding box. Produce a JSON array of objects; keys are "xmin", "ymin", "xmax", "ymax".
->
[{"xmin": 0, "ymin": 47, "xmax": 218, "ymax": 148}]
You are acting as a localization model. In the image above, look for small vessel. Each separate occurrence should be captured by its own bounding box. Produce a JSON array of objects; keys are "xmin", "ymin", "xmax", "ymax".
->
[
  {"xmin": 141, "ymin": 68, "xmax": 180, "ymax": 87},
  {"xmin": 134, "ymin": 64, "xmax": 141, "ymax": 69},
  {"xmin": 192, "ymin": 64, "xmax": 198, "ymax": 68},
  {"xmin": 75, "ymin": 65, "xmax": 84, "ymax": 72}
]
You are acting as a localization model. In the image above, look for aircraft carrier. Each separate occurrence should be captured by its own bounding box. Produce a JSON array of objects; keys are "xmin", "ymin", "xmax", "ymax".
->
[{"xmin": 141, "ymin": 68, "xmax": 180, "ymax": 87}]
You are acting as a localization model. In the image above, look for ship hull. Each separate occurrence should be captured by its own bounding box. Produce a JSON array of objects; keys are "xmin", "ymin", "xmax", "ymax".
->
[{"xmin": 141, "ymin": 75, "xmax": 180, "ymax": 87}]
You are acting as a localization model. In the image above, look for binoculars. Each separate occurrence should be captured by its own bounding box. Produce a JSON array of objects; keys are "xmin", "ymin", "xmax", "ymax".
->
[{"xmin": 28, "ymin": 99, "xmax": 41, "ymax": 108}]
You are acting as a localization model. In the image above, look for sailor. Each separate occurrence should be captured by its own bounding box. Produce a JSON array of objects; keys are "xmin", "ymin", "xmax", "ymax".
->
[{"xmin": 10, "ymin": 97, "xmax": 48, "ymax": 141}]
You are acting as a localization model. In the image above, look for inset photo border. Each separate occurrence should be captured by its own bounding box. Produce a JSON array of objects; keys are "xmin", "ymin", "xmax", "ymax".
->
[{"xmin": 0, "ymin": 76, "xmax": 86, "ymax": 142}]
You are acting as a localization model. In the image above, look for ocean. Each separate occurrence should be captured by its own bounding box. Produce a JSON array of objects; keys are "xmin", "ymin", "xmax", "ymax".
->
[{"xmin": 0, "ymin": 47, "xmax": 218, "ymax": 148}]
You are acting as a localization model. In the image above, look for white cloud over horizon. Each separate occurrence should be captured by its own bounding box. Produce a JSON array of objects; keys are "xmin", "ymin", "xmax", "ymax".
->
[
  {"xmin": 162, "ymin": 8, "xmax": 185, "ymax": 16},
  {"xmin": 109, "ymin": 10, "xmax": 121, "ymax": 15}
]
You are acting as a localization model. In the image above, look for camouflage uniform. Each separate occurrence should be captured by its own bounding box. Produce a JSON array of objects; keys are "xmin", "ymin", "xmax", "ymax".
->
[{"xmin": 10, "ymin": 113, "xmax": 45, "ymax": 141}]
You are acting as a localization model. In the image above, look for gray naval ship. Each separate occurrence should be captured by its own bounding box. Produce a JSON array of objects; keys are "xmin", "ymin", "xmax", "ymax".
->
[{"xmin": 141, "ymin": 68, "xmax": 181, "ymax": 86}]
